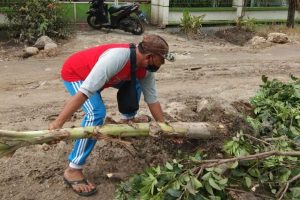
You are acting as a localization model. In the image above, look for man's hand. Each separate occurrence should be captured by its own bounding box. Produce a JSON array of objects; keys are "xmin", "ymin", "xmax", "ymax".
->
[
  {"xmin": 46, "ymin": 120, "xmax": 64, "ymax": 146},
  {"xmin": 149, "ymin": 121, "xmax": 163, "ymax": 137},
  {"xmin": 48, "ymin": 92, "xmax": 87, "ymax": 130},
  {"xmin": 48, "ymin": 120, "xmax": 63, "ymax": 130}
]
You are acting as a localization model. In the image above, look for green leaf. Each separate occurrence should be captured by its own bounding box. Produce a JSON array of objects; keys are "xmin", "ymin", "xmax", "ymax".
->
[
  {"xmin": 212, "ymin": 173, "xmax": 222, "ymax": 181},
  {"xmin": 171, "ymin": 181, "xmax": 181, "ymax": 190},
  {"xmin": 186, "ymin": 182, "xmax": 198, "ymax": 195},
  {"xmin": 228, "ymin": 161, "xmax": 239, "ymax": 169},
  {"xmin": 290, "ymin": 187, "xmax": 300, "ymax": 198},
  {"xmin": 290, "ymin": 126, "xmax": 300, "ymax": 136},
  {"xmin": 154, "ymin": 166, "xmax": 161, "ymax": 174},
  {"xmin": 248, "ymin": 168, "xmax": 260, "ymax": 178},
  {"xmin": 294, "ymin": 136, "xmax": 300, "ymax": 142},
  {"xmin": 165, "ymin": 162, "xmax": 173, "ymax": 170},
  {"xmin": 218, "ymin": 178, "xmax": 228, "ymax": 185},
  {"xmin": 178, "ymin": 163, "xmax": 183, "ymax": 168},
  {"xmin": 205, "ymin": 182, "xmax": 214, "ymax": 195},
  {"xmin": 279, "ymin": 169, "xmax": 291, "ymax": 183},
  {"xmin": 269, "ymin": 172, "xmax": 274, "ymax": 181},
  {"xmin": 208, "ymin": 178, "xmax": 221, "ymax": 191},
  {"xmin": 191, "ymin": 177, "xmax": 203, "ymax": 189},
  {"xmin": 206, "ymin": 168, "xmax": 214, "ymax": 172},
  {"xmin": 184, "ymin": 175, "xmax": 190, "ymax": 182},
  {"xmin": 213, "ymin": 167, "xmax": 223, "ymax": 174},
  {"xmin": 244, "ymin": 177, "xmax": 252, "ymax": 188},
  {"xmin": 202, "ymin": 172, "xmax": 211, "ymax": 181},
  {"xmin": 254, "ymin": 107, "xmax": 261, "ymax": 115},
  {"xmin": 166, "ymin": 189, "xmax": 181, "ymax": 197},
  {"xmin": 231, "ymin": 169, "xmax": 246, "ymax": 177}
]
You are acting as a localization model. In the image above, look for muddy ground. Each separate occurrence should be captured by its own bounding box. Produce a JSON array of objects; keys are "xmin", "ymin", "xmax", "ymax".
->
[{"xmin": 0, "ymin": 25, "xmax": 300, "ymax": 200}]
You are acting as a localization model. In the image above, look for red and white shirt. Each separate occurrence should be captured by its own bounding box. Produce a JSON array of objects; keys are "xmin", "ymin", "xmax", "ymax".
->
[{"xmin": 61, "ymin": 44, "xmax": 157, "ymax": 104}]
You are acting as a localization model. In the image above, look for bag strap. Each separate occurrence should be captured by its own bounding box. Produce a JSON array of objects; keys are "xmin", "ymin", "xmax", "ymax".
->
[{"xmin": 129, "ymin": 43, "xmax": 136, "ymax": 81}]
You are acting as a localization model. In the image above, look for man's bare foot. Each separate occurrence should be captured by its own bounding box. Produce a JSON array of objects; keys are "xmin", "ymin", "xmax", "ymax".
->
[{"xmin": 63, "ymin": 167, "xmax": 97, "ymax": 196}]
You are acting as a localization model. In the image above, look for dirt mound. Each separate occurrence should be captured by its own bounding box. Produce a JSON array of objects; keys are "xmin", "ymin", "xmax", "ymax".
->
[
  {"xmin": 215, "ymin": 27, "xmax": 255, "ymax": 46},
  {"xmin": 165, "ymin": 96, "xmax": 252, "ymax": 134},
  {"xmin": 162, "ymin": 96, "xmax": 255, "ymax": 158}
]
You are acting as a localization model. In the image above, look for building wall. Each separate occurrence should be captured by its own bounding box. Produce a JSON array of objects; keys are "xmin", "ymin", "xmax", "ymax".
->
[
  {"xmin": 154, "ymin": 0, "xmax": 300, "ymax": 25},
  {"xmin": 168, "ymin": 9, "xmax": 300, "ymax": 25},
  {"xmin": 169, "ymin": 11, "xmax": 237, "ymax": 24},
  {"xmin": 245, "ymin": 10, "xmax": 300, "ymax": 20}
]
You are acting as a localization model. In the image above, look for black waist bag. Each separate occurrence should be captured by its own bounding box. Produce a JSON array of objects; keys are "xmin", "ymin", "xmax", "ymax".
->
[{"xmin": 117, "ymin": 43, "xmax": 139, "ymax": 114}]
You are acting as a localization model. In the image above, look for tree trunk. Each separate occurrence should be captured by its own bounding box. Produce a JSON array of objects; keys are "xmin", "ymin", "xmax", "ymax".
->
[
  {"xmin": 287, "ymin": 0, "xmax": 297, "ymax": 28},
  {"xmin": 0, "ymin": 122, "xmax": 219, "ymax": 158}
]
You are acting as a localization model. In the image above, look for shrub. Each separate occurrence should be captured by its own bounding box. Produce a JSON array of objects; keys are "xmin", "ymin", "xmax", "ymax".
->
[
  {"xmin": 7, "ymin": 0, "xmax": 71, "ymax": 43},
  {"xmin": 180, "ymin": 10, "xmax": 204, "ymax": 36},
  {"xmin": 238, "ymin": 17, "xmax": 257, "ymax": 32}
]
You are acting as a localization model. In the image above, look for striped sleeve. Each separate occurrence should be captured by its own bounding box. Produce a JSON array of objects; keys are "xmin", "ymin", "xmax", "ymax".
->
[{"xmin": 79, "ymin": 48, "xmax": 130, "ymax": 97}]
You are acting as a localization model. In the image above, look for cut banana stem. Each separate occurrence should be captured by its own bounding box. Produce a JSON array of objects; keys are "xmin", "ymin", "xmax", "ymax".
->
[{"xmin": 0, "ymin": 122, "xmax": 219, "ymax": 158}]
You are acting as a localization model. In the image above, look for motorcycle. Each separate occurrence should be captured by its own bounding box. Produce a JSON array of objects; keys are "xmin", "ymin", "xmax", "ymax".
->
[{"xmin": 86, "ymin": 0, "xmax": 148, "ymax": 35}]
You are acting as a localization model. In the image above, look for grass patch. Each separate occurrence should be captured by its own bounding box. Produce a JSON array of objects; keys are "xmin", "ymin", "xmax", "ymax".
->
[{"xmin": 244, "ymin": 6, "xmax": 288, "ymax": 11}]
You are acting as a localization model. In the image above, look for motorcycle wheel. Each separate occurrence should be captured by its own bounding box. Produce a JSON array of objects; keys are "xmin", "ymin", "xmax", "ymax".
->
[
  {"xmin": 87, "ymin": 14, "xmax": 102, "ymax": 29},
  {"xmin": 128, "ymin": 17, "xmax": 144, "ymax": 35}
]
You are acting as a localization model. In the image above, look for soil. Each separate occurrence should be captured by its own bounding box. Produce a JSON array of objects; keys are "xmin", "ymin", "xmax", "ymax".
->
[
  {"xmin": 215, "ymin": 27, "xmax": 255, "ymax": 46},
  {"xmin": 0, "ymin": 25, "xmax": 300, "ymax": 200}
]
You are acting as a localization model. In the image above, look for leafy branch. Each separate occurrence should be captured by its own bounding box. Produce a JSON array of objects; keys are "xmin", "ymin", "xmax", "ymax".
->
[
  {"xmin": 277, "ymin": 173, "xmax": 300, "ymax": 200},
  {"xmin": 195, "ymin": 150, "xmax": 300, "ymax": 168},
  {"xmin": 115, "ymin": 75, "xmax": 300, "ymax": 200}
]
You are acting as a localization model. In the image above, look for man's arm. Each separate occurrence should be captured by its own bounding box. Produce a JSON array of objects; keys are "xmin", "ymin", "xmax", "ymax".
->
[
  {"xmin": 49, "ymin": 92, "xmax": 87, "ymax": 129},
  {"xmin": 148, "ymin": 101, "xmax": 164, "ymax": 122},
  {"xmin": 140, "ymin": 72, "xmax": 165, "ymax": 122},
  {"xmin": 50, "ymin": 48, "xmax": 130, "ymax": 129}
]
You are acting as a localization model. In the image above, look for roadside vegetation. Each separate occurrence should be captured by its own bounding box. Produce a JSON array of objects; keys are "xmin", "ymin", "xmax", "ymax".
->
[
  {"xmin": 115, "ymin": 76, "xmax": 300, "ymax": 200},
  {"xmin": 179, "ymin": 10, "xmax": 204, "ymax": 37},
  {"xmin": 6, "ymin": 0, "xmax": 72, "ymax": 43}
]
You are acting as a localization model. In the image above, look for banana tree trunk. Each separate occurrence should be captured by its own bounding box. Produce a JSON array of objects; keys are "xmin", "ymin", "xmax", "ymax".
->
[{"xmin": 0, "ymin": 122, "xmax": 218, "ymax": 158}]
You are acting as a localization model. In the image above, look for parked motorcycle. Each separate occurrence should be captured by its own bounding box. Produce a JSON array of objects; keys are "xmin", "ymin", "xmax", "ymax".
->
[{"xmin": 87, "ymin": 0, "xmax": 148, "ymax": 35}]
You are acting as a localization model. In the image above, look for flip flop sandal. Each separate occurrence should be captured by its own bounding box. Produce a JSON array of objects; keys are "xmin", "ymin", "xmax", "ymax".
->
[{"xmin": 63, "ymin": 177, "xmax": 97, "ymax": 197}]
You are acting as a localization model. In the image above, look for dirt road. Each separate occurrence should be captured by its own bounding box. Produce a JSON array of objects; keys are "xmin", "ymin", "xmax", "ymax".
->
[{"xmin": 0, "ymin": 27, "xmax": 300, "ymax": 200}]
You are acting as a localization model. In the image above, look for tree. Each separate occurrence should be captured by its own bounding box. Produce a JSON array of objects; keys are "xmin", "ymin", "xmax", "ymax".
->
[{"xmin": 287, "ymin": 0, "xmax": 298, "ymax": 28}]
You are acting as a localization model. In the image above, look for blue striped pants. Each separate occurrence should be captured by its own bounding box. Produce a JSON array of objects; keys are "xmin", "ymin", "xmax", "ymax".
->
[{"xmin": 64, "ymin": 80, "xmax": 141, "ymax": 169}]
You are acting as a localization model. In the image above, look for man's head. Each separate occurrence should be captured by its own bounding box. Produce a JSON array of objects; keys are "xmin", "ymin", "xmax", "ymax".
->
[{"xmin": 137, "ymin": 34, "xmax": 174, "ymax": 72}]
